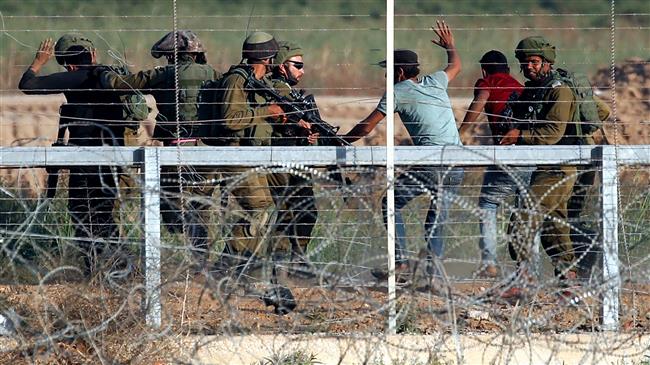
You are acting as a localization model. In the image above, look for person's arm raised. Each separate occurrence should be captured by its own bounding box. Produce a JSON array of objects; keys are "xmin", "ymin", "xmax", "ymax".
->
[{"xmin": 431, "ymin": 20, "xmax": 461, "ymax": 82}]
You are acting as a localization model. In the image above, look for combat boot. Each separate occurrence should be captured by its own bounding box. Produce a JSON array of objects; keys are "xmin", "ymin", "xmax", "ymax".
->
[{"xmin": 210, "ymin": 245, "xmax": 257, "ymax": 280}]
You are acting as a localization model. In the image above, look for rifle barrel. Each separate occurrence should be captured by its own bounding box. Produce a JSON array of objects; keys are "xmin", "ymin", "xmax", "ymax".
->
[{"xmin": 247, "ymin": 77, "xmax": 350, "ymax": 146}]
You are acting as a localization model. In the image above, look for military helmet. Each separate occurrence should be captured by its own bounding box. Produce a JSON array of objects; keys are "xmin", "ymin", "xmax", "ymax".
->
[
  {"xmin": 54, "ymin": 33, "xmax": 94, "ymax": 65},
  {"xmin": 242, "ymin": 31, "xmax": 279, "ymax": 60},
  {"xmin": 515, "ymin": 36, "xmax": 556, "ymax": 63},
  {"xmin": 275, "ymin": 41, "xmax": 303, "ymax": 64},
  {"xmin": 151, "ymin": 30, "xmax": 206, "ymax": 59}
]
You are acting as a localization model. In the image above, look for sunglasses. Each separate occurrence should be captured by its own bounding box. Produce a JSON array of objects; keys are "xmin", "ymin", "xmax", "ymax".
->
[{"xmin": 286, "ymin": 61, "xmax": 304, "ymax": 70}]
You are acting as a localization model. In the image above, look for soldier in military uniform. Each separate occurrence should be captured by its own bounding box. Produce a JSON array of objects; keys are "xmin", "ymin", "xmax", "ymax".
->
[
  {"xmin": 267, "ymin": 41, "xmax": 319, "ymax": 275},
  {"xmin": 499, "ymin": 36, "xmax": 579, "ymax": 297},
  {"xmin": 99, "ymin": 30, "xmax": 221, "ymax": 268},
  {"xmin": 205, "ymin": 32, "xmax": 288, "ymax": 272},
  {"xmin": 19, "ymin": 35, "xmax": 129, "ymax": 275}
]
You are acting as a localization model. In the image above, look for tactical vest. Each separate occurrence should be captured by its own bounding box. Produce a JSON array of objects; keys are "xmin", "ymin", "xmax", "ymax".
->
[
  {"xmin": 62, "ymin": 66, "xmax": 137, "ymax": 147},
  {"xmin": 519, "ymin": 70, "xmax": 605, "ymax": 145},
  {"xmin": 198, "ymin": 66, "xmax": 274, "ymax": 146},
  {"xmin": 151, "ymin": 61, "xmax": 217, "ymax": 143}
]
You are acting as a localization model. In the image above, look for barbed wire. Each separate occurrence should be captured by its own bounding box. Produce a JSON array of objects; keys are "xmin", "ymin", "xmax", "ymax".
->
[{"xmin": 1, "ymin": 0, "xmax": 650, "ymax": 363}]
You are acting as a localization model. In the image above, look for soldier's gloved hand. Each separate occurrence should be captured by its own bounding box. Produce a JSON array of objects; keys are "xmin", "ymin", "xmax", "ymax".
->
[
  {"xmin": 30, "ymin": 38, "xmax": 54, "ymax": 73},
  {"xmin": 268, "ymin": 104, "xmax": 287, "ymax": 124}
]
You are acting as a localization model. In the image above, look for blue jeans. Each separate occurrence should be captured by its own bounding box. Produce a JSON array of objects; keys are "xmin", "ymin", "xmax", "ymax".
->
[
  {"xmin": 382, "ymin": 166, "xmax": 464, "ymax": 265},
  {"xmin": 478, "ymin": 165, "xmax": 533, "ymax": 264}
]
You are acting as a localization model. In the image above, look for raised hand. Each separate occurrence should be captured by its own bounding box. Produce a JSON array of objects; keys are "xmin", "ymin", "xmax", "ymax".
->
[
  {"xmin": 431, "ymin": 20, "xmax": 455, "ymax": 49},
  {"xmin": 34, "ymin": 38, "xmax": 54, "ymax": 67},
  {"xmin": 29, "ymin": 38, "xmax": 54, "ymax": 73}
]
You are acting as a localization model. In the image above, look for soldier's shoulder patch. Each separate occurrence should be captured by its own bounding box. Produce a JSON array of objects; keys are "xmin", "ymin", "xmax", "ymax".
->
[{"xmin": 551, "ymin": 80, "xmax": 563, "ymax": 88}]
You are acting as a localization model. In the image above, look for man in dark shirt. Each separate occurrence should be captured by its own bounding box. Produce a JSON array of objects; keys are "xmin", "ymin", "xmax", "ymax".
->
[{"xmin": 19, "ymin": 35, "xmax": 129, "ymax": 276}]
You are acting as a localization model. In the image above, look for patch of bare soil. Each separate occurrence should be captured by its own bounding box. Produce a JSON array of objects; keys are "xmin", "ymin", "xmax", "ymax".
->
[
  {"xmin": 592, "ymin": 57, "xmax": 650, "ymax": 145},
  {"xmin": 1, "ymin": 277, "xmax": 648, "ymax": 363}
]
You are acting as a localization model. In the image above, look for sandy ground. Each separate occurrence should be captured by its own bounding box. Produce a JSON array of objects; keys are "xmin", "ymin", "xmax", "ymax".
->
[
  {"xmin": 184, "ymin": 333, "xmax": 650, "ymax": 364},
  {"xmin": 0, "ymin": 276, "xmax": 648, "ymax": 363}
]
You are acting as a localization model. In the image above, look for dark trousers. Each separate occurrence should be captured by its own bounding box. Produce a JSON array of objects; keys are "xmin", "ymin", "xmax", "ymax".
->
[
  {"xmin": 160, "ymin": 167, "xmax": 218, "ymax": 264},
  {"xmin": 67, "ymin": 167, "xmax": 119, "ymax": 266},
  {"xmin": 268, "ymin": 172, "xmax": 318, "ymax": 254}
]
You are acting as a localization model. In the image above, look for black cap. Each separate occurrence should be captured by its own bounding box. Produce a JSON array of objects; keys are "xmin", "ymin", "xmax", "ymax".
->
[
  {"xmin": 378, "ymin": 49, "xmax": 419, "ymax": 68},
  {"xmin": 479, "ymin": 50, "xmax": 508, "ymax": 67}
]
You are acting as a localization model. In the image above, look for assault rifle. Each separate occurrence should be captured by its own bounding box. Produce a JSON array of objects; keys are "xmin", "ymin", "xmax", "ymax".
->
[{"xmin": 245, "ymin": 76, "xmax": 351, "ymax": 146}]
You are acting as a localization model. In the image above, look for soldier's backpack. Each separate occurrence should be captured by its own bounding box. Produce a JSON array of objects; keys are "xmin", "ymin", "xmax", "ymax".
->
[
  {"xmin": 553, "ymin": 68, "xmax": 607, "ymax": 140},
  {"xmin": 196, "ymin": 67, "xmax": 252, "ymax": 145},
  {"xmin": 152, "ymin": 63, "xmax": 217, "ymax": 142},
  {"xmin": 94, "ymin": 65, "xmax": 150, "ymax": 131}
]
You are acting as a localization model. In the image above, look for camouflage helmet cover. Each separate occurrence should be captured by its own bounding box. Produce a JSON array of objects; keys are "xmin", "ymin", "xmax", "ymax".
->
[
  {"xmin": 54, "ymin": 33, "xmax": 94, "ymax": 64},
  {"xmin": 242, "ymin": 31, "xmax": 279, "ymax": 60},
  {"xmin": 275, "ymin": 41, "xmax": 303, "ymax": 64},
  {"xmin": 515, "ymin": 36, "xmax": 556, "ymax": 63},
  {"xmin": 151, "ymin": 30, "xmax": 206, "ymax": 58}
]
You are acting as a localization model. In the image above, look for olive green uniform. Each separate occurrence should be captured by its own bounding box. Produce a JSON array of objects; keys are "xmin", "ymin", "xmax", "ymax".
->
[
  {"xmin": 101, "ymin": 56, "xmax": 221, "ymax": 263},
  {"xmin": 509, "ymin": 71, "xmax": 578, "ymax": 273},
  {"xmin": 567, "ymin": 97, "xmax": 611, "ymax": 220},
  {"xmin": 100, "ymin": 56, "xmax": 220, "ymax": 143},
  {"xmin": 216, "ymin": 66, "xmax": 276, "ymax": 254},
  {"xmin": 266, "ymin": 78, "xmax": 318, "ymax": 254}
]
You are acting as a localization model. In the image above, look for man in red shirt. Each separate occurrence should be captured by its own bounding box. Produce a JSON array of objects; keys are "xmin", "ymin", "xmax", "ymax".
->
[{"xmin": 460, "ymin": 50, "xmax": 531, "ymax": 278}]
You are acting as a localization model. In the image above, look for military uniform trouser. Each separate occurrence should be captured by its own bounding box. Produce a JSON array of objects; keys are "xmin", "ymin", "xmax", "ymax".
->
[
  {"xmin": 220, "ymin": 167, "xmax": 275, "ymax": 255},
  {"xmin": 267, "ymin": 172, "xmax": 317, "ymax": 254},
  {"xmin": 160, "ymin": 164, "xmax": 219, "ymax": 264},
  {"xmin": 67, "ymin": 167, "xmax": 119, "ymax": 268},
  {"xmin": 567, "ymin": 165, "xmax": 597, "ymax": 221},
  {"xmin": 508, "ymin": 165, "xmax": 577, "ymax": 273}
]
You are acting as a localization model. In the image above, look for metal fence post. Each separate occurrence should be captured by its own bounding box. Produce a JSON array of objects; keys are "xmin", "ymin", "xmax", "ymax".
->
[
  {"xmin": 386, "ymin": 0, "xmax": 396, "ymax": 335},
  {"xmin": 599, "ymin": 145, "xmax": 620, "ymax": 330},
  {"xmin": 142, "ymin": 147, "xmax": 162, "ymax": 328}
]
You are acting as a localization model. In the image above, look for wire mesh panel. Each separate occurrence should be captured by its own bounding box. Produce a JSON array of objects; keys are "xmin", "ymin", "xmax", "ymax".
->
[{"xmin": 1, "ymin": 0, "xmax": 650, "ymax": 364}]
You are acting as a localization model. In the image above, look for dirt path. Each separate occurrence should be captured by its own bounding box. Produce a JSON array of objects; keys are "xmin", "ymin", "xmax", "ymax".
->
[{"xmin": 0, "ymin": 279, "xmax": 648, "ymax": 363}]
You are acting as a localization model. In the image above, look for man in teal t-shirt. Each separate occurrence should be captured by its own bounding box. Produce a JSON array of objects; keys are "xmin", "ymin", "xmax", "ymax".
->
[
  {"xmin": 376, "ymin": 68, "xmax": 461, "ymax": 146},
  {"xmin": 344, "ymin": 21, "xmax": 463, "ymax": 282}
]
